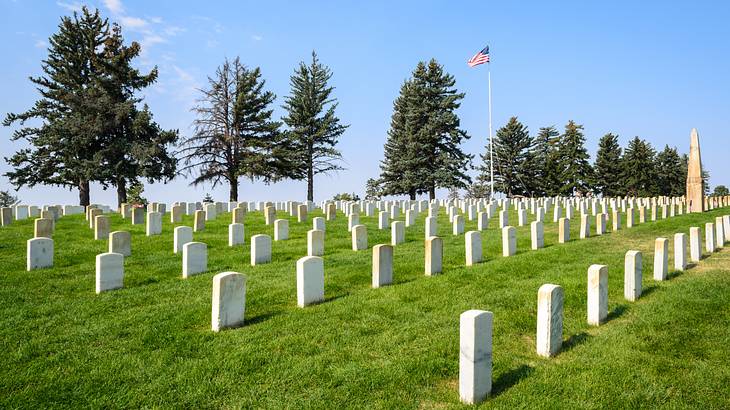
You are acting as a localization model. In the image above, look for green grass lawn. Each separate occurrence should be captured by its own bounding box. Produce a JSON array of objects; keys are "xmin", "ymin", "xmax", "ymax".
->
[{"xmin": 1, "ymin": 204, "xmax": 729, "ymax": 408}]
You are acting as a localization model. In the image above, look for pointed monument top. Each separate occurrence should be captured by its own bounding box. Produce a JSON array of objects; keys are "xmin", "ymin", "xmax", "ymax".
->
[{"xmin": 686, "ymin": 128, "xmax": 703, "ymax": 213}]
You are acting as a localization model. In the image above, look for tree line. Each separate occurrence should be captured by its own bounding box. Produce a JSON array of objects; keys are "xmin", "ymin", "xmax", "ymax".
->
[{"xmin": 4, "ymin": 7, "xmax": 346, "ymax": 206}]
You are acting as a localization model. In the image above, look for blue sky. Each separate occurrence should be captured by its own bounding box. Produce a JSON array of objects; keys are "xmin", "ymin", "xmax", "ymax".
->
[{"xmin": 2, "ymin": 0, "xmax": 729, "ymax": 204}]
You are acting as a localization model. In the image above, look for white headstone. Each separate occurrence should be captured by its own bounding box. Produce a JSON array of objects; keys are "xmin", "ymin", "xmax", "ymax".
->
[
  {"xmin": 109, "ymin": 230, "xmax": 131, "ymax": 256},
  {"xmin": 372, "ymin": 244, "xmax": 393, "ymax": 288},
  {"xmin": 229, "ymin": 223, "xmax": 245, "ymax": 246},
  {"xmin": 624, "ymin": 250, "xmax": 642, "ymax": 301},
  {"xmin": 27, "ymin": 237, "xmax": 53, "ymax": 271},
  {"xmin": 465, "ymin": 231, "xmax": 482, "ymax": 266},
  {"xmin": 307, "ymin": 229, "xmax": 325, "ymax": 256},
  {"xmin": 425, "ymin": 236, "xmax": 443, "ymax": 276},
  {"xmin": 689, "ymin": 227, "xmax": 702, "ymax": 262},
  {"xmin": 531, "ymin": 221, "xmax": 544, "ymax": 250},
  {"xmin": 297, "ymin": 256, "xmax": 324, "ymax": 307},
  {"xmin": 211, "ymin": 271, "xmax": 247, "ymax": 332},
  {"xmin": 587, "ymin": 264, "xmax": 608, "ymax": 326},
  {"xmin": 674, "ymin": 233, "xmax": 687, "ymax": 271},
  {"xmin": 352, "ymin": 224, "xmax": 368, "ymax": 251},
  {"xmin": 536, "ymin": 284, "xmax": 563, "ymax": 357},
  {"xmin": 459, "ymin": 310, "xmax": 493, "ymax": 404},
  {"xmin": 96, "ymin": 252, "xmax": 124, "ymax": 293},
  {"xmin": 653, "ymin": 238, "xmax": 669, "ymax": 281},
  {"xmin": 502, "ymin": 226, "xmax": 516, "ymax": 257},
  {"xmin": 391, "ymin": 221, "xmax": 405, "ymax": 246},
  {"xmin": 182, "ymin": 242, "xmax": 207, "ymax": 278},
  {"xmin": 274, "ymin": 219, "xmax": 289, "ymax": 241},
  {"xmin": 250, "ymin": 234, "xmax": 272, "ymax": 265}
]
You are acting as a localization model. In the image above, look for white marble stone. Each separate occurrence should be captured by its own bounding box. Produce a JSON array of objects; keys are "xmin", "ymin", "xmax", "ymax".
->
[
  {"xmin": 307, "ymin": 229, "xmax": 325, "ymax": 256},
  {"xmin": 211, "ymin": 271, "xmax": 247, "ymax": 332},
  {"xmin": 558, "ymin": 217, "xmax": 569, "ymax": 244},
  {"xmin": 372, "ymin": 244, "xmax": 393, "ymax": 288},
  {"xmin": 204, "ymin": 203, "xmax": 217, "ymax": 221},
  {"xmin": 109, "ymin": 231, "xmax": 131, "ymax": 257},
  {"xmin": 182, "ymin": 242, "xmax": 207, "ymax": 278},
  {"xmin": 459, "ymin": 309, "xmax": 493, "ymax": 404},
  {"xmin": 587, "ymin": 264, "xmax": 608, "ymax": 326},
  {"xmin": 425, "ymin": 216, "xmax": 438, "ymax": 239},
  {"xmin": 705, "ymin": 222, "xmax": 716, "ymax": 253},
  {"xmin": 27, "ymin": 237, "xmax": 53, "ymax": 271},
  {"xmin": 174, "ymin": 226, "xmax": 193, "ymax": 254},
  {"xmin": 250, "ymin": 234, "xmax": 272, "ymax": 265},
  {"xmin": 352, "ymin": 224, "xmax": 368, "ymax": 251},
  {"xmin": 465, "ymin": 231, "xmax": 482, "ymax": 266},
  {"xmin": 580, "ymin": 214, "xmax": 590, "ymax": 239},
  {"xmin": 34, "ymin": 218, "xmax": 53, "ymax": 238},
  {"xmin": 348, "ymin": 213, "xmax": 359, "ymax": 232},
  {"xmin": 531, "ymin": 221, "xmax": 544, "ymax": 250},
  {"xmin": 297, "ymin": 204, "xmax": 308, "ymax": 223},
  {"xmin": 624, "ymin": 250, "xmax": 642, "ymax": 301},
  {"xmin": 274, "ymin": 219, "xmax": 289, "ymax": 241},
  {"xmin": 716, "ymin": 216, "xmax": 725, "ymax": 247},
  {"xmin": 536, "ymin": 284, "xmax": 563, "ymax": 357},
  {"xmin": 674, "ymin": 233, "xmax": 687, "ymax": 271},
  {"xmin": 517, "ymin": 208, "xmax": 527, "ymax": 226},
  {"xmin": 313, "ymin": 217, "xmax": 326, "ymax": 232},
  {"xmin": 612, "ymin": 210, "xmax": 621, "ymax": 231},
  {"xmin": 131, "ymin": 207, "xmax": 144, "ymax": 225},
  {"xmin": 146, "ymin": 212, "xmax": 162, "ymax": 236},
  {"xmin": 297, "ymin": 256, "xmax": 324, "ymax": 307},
  {"xmin": 498, "ymin": 210, "xmax": 508, "ymax": 228},
  {"xmin": 595, "ymin": 213, "xmax": 606, "ymax": 235},
  {"xmin": 405, "ymin": 210, "xmax": 415, "ymax": 227},
  {"xmin": 232, "ymin": 207, "xmax": 246, "ymax": 224},
  {"xmin": 228, "ymin": 223, "xmax": 245, "ymax": 246},
  {"xmin": 193, "ymin": 210, "xmax": 206, "ymax": 232},
  {"xmin": 654, "ymin": 237, "xmax": 669, "ymax": 281},
  {"xmin": 171, "ymin": 205, "xmax": 183, "ymax": 223},
  {"xmin": 453, "ymin": 215, "xmax": 465, "ymax": 235},
  {"xmin": 378, "ymin": 211, "xmax": 389, "ymax": 230},
  {"xmin": 1, "ymin": 207, "xmax": 12, "ymax": 226},
  {"xmin": 502, "ymin": 226, "xmax": 516, "ymax": 257},
  {"xmin": 391, "ymin": 221, "xmax": 405, "ymax": 246},
  {"xmin": 96, "ymin": 252, "xmax": 124, "ymax": 293},
  {"xmin": 477, "ymin": 212, "xmax": 488, "ymax": 231},
  {"xmin": 425, "ymin": 236, "xmax": 443, "ymax": 276},
  {"xmin": 689, "ymin": 227, "xmax": 702, "ymax": 262}
]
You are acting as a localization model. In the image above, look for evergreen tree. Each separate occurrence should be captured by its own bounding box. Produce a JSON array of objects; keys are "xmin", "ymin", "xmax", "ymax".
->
[
  {"xmin": 406, "ymin": 59, "xmax": 472, "ymax": 199},
  {"xmin": 126, "ymin": 180, "xmax": 147, "ymax": 206},
  {"xmin": 593, "ymin": 133, "xmax": 623, "ymax": 197},
  {"xmin": 0, "ymin": 190, "xmax": 19, "ymax": 207},
  {"xmin": 364, "ymin": 178, "xmax": 382, "ymax": 200},
  {"xmin": 179, "ymin": 58, "xmax": 291, "ymax": 201},
  {"xmin": 282, "ymin": 52, "xmax": 348, "ymax": 202},
  {"xmin": 96, "ymin": 24, "xmax": 178, "ymax": 206},
  {"xmin": 655, "ymin": 145, "xmax": 685, "ymax": 197},
  {"xmin": 713, "ymin": 185, "xmax": 729, "ymax": 196},
  {"xmin": 378, "ymin": 80, "xmax": 424, "ymax": 199},
  {"xmin": 557, "ymin": 120, "xmax": 593, "ymax": 195},
  {"xmin": 4, "ymin": 7, "xmax": 110, "ymax": 206},
  {"xmin": 531, "ymin": 126, "xmax": 561, "ymax": 196},
  {"xmin": 489, "ymin": 117, "xmax": 534, "ymax": 197},
  {"xmin": 621, "ymin": 137, "xmax": 657, "ymax": 196},
  {"xmin": 474, "ymin": 142, "xmax": 494, "ymax": 199}
]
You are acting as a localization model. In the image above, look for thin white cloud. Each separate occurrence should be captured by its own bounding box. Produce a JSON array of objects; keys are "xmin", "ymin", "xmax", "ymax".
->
[
  {"xmin": 56, "ymin": 1, "xmax": 84, "ymax": 12},
  {"xmin": 252, "ymin": 35, "xmax": 263, "ymax": 41},
  {"xmin": 120, "ymin": 16, "xmax": 148, "ymax": 29},
  {"xmin": 102, "ymin": 0, "xmax": 123, "ymax": 14},
  {"xmin": 34, "ymin": 40, "xmax": 48, "ymax": 49}
]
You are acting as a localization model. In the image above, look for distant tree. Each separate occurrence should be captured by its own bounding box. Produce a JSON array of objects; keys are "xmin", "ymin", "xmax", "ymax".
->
[
  {"xmin": 282, "ymin": 52, "xmax": 348, "ymax": 202},
  {"xmin": 489, "ymin": 117, "xmax": 534, "ymax": 197},
  {"xmin": 332, "ymin": 192, "xmax": 360, "ymax": 201},
  {"xmin": 365, "ymin": 178, "xmax": 383, "ymax": 200},
  {"xmin": 179, "ymin": 58, "xmax": 293, "ymax": 201},
  {"xmin": 713, "ymin": 185, "xmax": 729, "ymax": 196},
  {"xmin": 593, "ymin": 133, "xmax": 623, "ymax": 197},
  {"xmin": 655, "ymin": 145, "xmax": 685, "ymax": 197},
  {"xmin": 621, "ymin": 137, "xmax": 657, "ymax": 196},
  {"xmin": 447, "ymin": 187, "xmax": 460, "ymax": 201},
  {"xmin": 465, "ymin": 174, "xmax": 491, "ymax": 199},
  {"xmin": 531, "ymin": 126, "xmax": 561, "ymax": 196},
  {"xmin": 95, "ymin": 24, "xmax": 178, "ymax": 207},
  {"xmin": 126, "ymin": 180, "xmax": 147, "ymax": 206},
  {"xmin": 378, "ymin": 80, "xmax": 424, "ymax": 199},
  {"xmin": 0, "ymin": 190, "xmax": 19, "ymax": 207},
  {"xmin": 406, "ymin": 60, "xmax": 472, "ymax": 199},
  {"xmin": 557, "ymin": 120, "xmax": 593, "ymax": 195},
  {"xmin": 3, "ymin": 7, "xmax": 110, "ymax": 206},
  {"xmin": 203, "ymin": 193, "xmax": 214, "ymax": 203}
]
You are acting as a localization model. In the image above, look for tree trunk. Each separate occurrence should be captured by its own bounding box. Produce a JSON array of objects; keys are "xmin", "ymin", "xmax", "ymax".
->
[
  {"xmin": 409, "ymin": 190, "xmax": 416, "ymax": 200},
  {"xmin": 307, "ymin": 165, "xmax": 314, "ymax": 202},
  {"xmin": 230, "ymin": 179, "xmax": 239, "ymax": 202},
  {"xmin": 79, "ymin": 179, "xmax": 90, "ymax": 207},
  {"xmin": 116, "ymin": 177, "xmax": 127, "ymax": 209},
  {"xmin": 429, "ymin": 185, "xmax": 435, "ymax": 201}
]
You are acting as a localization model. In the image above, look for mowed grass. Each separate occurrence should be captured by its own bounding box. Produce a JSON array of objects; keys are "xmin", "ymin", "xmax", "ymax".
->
[{"xmin": 0, "ymin": 203, "xmax": 729, "ymax": 409}]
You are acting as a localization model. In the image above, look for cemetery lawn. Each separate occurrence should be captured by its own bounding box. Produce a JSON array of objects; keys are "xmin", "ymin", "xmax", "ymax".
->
[{"xmin": 1, "ymin": 207, "xmax": 729, "ymax": 409}]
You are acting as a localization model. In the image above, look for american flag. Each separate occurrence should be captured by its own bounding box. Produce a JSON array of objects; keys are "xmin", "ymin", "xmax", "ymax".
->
[{"xmin": 467, "ymin": 46, "xmax": 490, "ymax": 67}]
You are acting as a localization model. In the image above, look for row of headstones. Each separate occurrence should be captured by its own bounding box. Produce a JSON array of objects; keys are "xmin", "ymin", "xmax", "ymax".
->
[{"xmin": 458, "ymin": 215, "xmax": 730, "ymax": 404}]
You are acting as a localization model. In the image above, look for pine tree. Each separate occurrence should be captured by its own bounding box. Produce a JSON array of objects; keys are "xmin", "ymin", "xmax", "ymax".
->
[
  {"xmin": 282, "ymin": 52, "xmax": 348, "ymax": 202},
  {"xmin": 489, "ymin": 117, "xmax": 534, "ymax": 197},
  {"xmin": 406, "ymin": 59, "xmax": 472, "ymax": 199},
  {"xmin": 593, "ymin": 133, "xmax": 623, "ymax": 197},
  {"xmin": 126, "ymin": 180, "xmax": 147, "ymax": 206},
  {"xmin": 557, "ymin": 120, "xmax": 593, "ymax": 195},
  {"xmin": 621, "ymin": 137, "xmax": 657, "ymax": 196},
  {"xmin": 96, "ymin": 24, "xmax": 178, "ymax": 207},
  {"xmin": 655, "ymin": 145, "xmax": 684, "ymax": 197},
  {"xmin": 179, "ymin": 58, "xmax": 291, "ymax": 201},
  {"xmin": 0, "ymin": 191, "xmax": 19, "ymax": 207},
  {"xmin": 364, "ymin": 178, "xmax": 382, "ymax": 200},
  {"xmin": 378, "ymin": 80, "xmax": 424, "ymax": 199},
  {"xmin": 4, "ymin": 7, "xmax": 110, "ymax": 206},
  {"xmin": 531, "ymin": 126, "xmax": 561, "ymax": 196}
]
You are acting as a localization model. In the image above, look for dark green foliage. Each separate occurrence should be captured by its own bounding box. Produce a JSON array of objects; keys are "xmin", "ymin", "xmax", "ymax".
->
[
  {"xmin": 379, "ymin": 60, "xmax": 472, "ymax": 200},
  {"xmin": 126, "ymin": 180, "xmax": 147, "ymax": 206},
  {"xmin": 593, "ymin": 133, "xmax": 623, "ymax": 197},
  {"xmin": 179, "ymin": 58, "xmax": 290, "ymax": 201},
  {"xmin": 332, "ymin": 192, "xmax": 360, "ymax": 201},
  {"xmin": 557, "ymin": 120, "xmax": 593, "ymax": 195},
  {"xmin": 621, "ymin": 136, "xmax": 657, "ymax": 196},
  {"xmin": 3, "ymin": 7, "xmax": 110, "ymax": 206},
  {"xmin": 0, "ymin": 190, "xmax": 19, "ymax": 207},
  {"xmin": 531, "ymin": 126, "xmax": 562, "ymax": 196},
  {"xmin": 282, "ymin": 52, "xmax": 348, "ymax": 202},
  {"xmin": 364, "ymin": 178, "xmax": 382, "ymax": 200},
  {"xmin": 488, "ymin": 117, "xmax": 534, "ymax": 197},
  {"xmin": 713, "ymin": 185, "xmax": 729, "ymax": 196},
  {"xmin": 203, "ymin": 193, "xmax": 214, "ymax": 203},
  {"xmin": 655, "ymin": 145, "xmax": 685, "ymax": 197}
]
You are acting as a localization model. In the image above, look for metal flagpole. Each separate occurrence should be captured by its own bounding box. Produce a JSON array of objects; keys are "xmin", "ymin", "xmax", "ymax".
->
[{"xmin": 488, "ymin": 60, "xmax": 494, "ymax": 198}]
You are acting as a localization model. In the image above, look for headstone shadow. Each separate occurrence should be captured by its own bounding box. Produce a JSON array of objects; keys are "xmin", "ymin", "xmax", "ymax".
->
[
  {"xmin": 490, "ymin": 364, "xmax": 534, "ymax": 397},
  {"xmin": 605, "ymin": 304, "xmax": 628, "ymax": 322},
  {"xmin": 561, "ymin": 331, "xmax": 591, "ymax": 353}
]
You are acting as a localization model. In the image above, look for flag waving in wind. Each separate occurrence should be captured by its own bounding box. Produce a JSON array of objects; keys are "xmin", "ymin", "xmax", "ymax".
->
[{"xmin": 467, "ymin": 46, "xmax": 490, "ymax": 67}]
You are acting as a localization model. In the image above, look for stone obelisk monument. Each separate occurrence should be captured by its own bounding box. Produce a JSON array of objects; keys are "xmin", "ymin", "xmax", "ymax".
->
[{"xmin": 686, "ymin": 128, "xmax": 704, "ymax": 213}]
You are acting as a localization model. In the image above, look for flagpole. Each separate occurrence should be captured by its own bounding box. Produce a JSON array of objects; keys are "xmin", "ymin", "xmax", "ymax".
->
[{"xmin": 488, "ymin": 61, "xmax": 494, "ymax": 198}]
